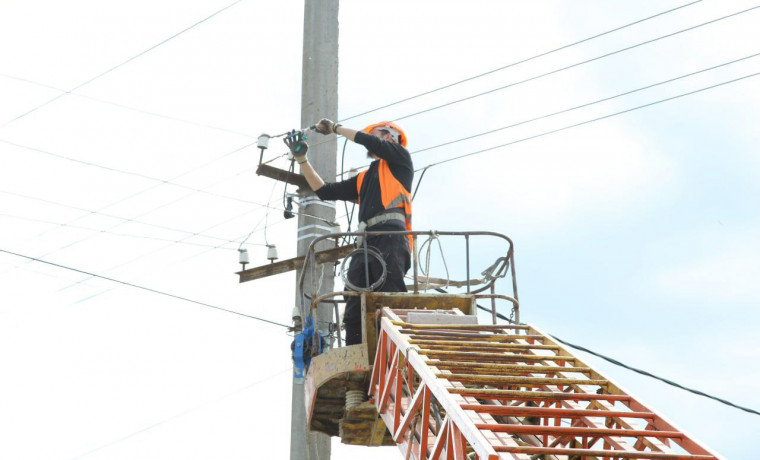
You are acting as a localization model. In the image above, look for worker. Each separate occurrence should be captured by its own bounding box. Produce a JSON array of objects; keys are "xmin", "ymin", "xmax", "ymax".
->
[{"xmin": 295, "ymin": 119, "xmax": 413, "ymax": 345}]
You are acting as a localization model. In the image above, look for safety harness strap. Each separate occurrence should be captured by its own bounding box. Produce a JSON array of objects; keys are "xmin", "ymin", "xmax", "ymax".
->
[{"xmin": 366, "ymin": 209, "xmax": 405, "ymax": 228}]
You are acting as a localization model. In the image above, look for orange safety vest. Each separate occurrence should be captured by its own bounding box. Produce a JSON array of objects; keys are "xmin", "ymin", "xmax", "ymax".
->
[{"xmin": 356, "ymin": 159, "xmax": 413, "ymax": 250}]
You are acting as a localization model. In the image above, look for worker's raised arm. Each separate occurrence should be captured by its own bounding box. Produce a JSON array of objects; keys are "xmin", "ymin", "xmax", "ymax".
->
[
  {"xmin": 297, "ymin": 158, "xmax": 325, "ymax": 191},
  {"xmin": 334, "ymin": 125, "xmax": 357, "ymax": 141},
  {"xmin": 294, "ymin": 146, "xmax": 358, "ymax": 201},
  {"xmin": 314, "ymin": 118, "xmax": 357, "ymax": 141}
]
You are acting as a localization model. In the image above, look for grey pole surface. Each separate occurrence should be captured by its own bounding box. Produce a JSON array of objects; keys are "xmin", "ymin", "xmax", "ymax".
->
[{"xmin": 291, "ymin": 1, "xmax": 338, "ymax": 459}]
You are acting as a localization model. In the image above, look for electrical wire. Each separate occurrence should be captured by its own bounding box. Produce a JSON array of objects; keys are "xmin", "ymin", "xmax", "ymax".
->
[
  {"xmin": 392, "ymin": 5, "xmax": 760, "ymax": 123},
  {"xmin": 263, "ymin": 172, "xmax": 280, "ymax": 246},
  {"xmin": 474, "ymin": 302, "xmax": 760, "ymax": 416},
  {"xmin": 410, "ymin": 51, "xmax": 760, "ymax": 156},
  {"xmin": 0, "ymin": 138, "xmax": 338, "ymax": 275},
  {"xmin": 0, "ymin": 138, "xmax": 265, "ymax": 207},
  {"xmin": 0, "ymin": 73, "xmax": 256, "ymax": 139},
  {"xmin": 339, "ymin": 137, "xmax": 357, "ymax": 245},
  {"xmin": 0, "ymin": 212, "xmax": 243, "ymax": 250},
  {"xmin": 1, "ymin": 0, "xmax": 247, "ymax": 129},
  {"xmin": 338, "ymin": 0, "xmax": 705, "ymax": 122},
  {"xmin": 0, "ymin": 247, "xmax": 289, "ymax": 328},
  {"xmin": 412, "ymin": 166, "xmax": 429, "ymax": 201},
  {"xmin": 1, "ymin": 181, "xmax": 295, "ymax": 282},
  {"xmin": 1, "ymin": 138, "xmax": 336, "ymax": 227},
  {"xmin": 0, "ymin": 164, "xmax": 253, "ymax": 276},
  {"xmin": 332, "ymin": 41, "xmax": 760, "ymax": 181},
  {"xmin": 0, "ymin": 188, "xmax": 266, "ymax": 247},
  {"xmin": 58, "ymin": 203, "xmax": 274, "ymax": 292},
  {"xmin": 66, "ymin": 367, "xmax": 292, "ymax": 460},
  {"xmin": 550, "ymin": 334, "xmax": 760, "ymax": 416},
  {"xmin": 334, "ymin": 52, "xmax": 760, "ymax": 179},
  {"xmin": 183, "ymin": 204, "xmax": 354, "ymax": 265},
  {"xmin": 13, "ymin": 5, "xmax": 738, "ymax": 300},
  {"xmin": 416, "ymin": 71, "xmax": 760, "ymax": 173},
  {"xmin": 10, "ymin": 138, "xmax": 259, "ymax": 255}
]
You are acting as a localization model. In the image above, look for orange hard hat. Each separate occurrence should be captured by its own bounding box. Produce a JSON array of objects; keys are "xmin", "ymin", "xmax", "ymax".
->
[{"xmin": 362, "ymin": 121, "xmax": 407, "ymax": 147}]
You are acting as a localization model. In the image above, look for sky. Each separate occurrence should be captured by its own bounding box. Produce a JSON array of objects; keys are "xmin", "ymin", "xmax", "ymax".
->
[{"xmin": 1, "ymin": 0, "xmax": 759, "ymax": 459}]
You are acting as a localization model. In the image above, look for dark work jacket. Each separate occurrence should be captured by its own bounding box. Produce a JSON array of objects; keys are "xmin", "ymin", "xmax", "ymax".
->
[{"xmin": 315, "ymin": 131, "xmax": 413, "ymax": 231}]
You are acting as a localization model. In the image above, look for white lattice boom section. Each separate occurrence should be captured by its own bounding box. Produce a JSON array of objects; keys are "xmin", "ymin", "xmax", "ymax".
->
[{"xmin": 369, "ymin": 307, "xmax": 724, "ymax": 460}]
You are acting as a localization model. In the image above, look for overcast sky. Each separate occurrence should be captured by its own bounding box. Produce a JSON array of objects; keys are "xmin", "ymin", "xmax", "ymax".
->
[{"xmin": 1, "ymin": 1, "xmax": 759, "ymax": 459}]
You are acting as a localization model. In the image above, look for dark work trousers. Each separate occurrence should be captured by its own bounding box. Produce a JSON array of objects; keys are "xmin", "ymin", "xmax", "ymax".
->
[{"xmin": 343, "ymin": 234, "xmax": 411, "ymax": 345}]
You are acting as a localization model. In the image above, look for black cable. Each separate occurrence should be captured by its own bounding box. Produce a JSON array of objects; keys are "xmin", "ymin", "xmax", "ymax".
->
[
  {"xmin": 417, "ymin": 71, "xmax": 760, "ymax": 173},
  {"xmin": 393, "ymin": 5, "xmax": 760, "ymax": 123},
  {"xmin": 550, "ymin": 334, "xmax": 760, "ymax": 416},
  {"xmin": 338, "ymin": 0, "xmax": 704, "ymax": 122},
  {"xmin": 475, "ymin": 294, "xmax": 760, "ymax": 417},
  {"xmin": 1, "ymin": 0, "xmax": 246, "ymax": 128},
  {"xmin": 475, "ymin": 303, "xmax": 512, "ymax": 323},
  {"xmin": 412, "ymin": 167, "xmax": 429, "ymax": 201},
  {"xmin": 0, "ymin": 247, "xmax": 290, "ymax": 328},
  {"xmin": 282, "ymin": 159, "xmax": 295, "ymax": 211},
  {"xmin": 412, "ymin": 52, "xmax": 760, "ymax": 156},
  {"xmin": 339, "ymin": 137, "xmax": 358, "ymax": 246}
]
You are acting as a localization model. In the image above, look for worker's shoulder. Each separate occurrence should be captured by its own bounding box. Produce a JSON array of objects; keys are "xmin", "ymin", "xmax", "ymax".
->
[{"xmin": 390, "ymin": 144, "xmax": 413, "ymax": 167}]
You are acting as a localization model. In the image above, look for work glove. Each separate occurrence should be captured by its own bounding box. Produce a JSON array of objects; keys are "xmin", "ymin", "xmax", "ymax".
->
[
  {"xmin": 315, "ymin": 118, "xmax": 341, "ymax": 135},
  {"xmin": 283, "ymin": 130, "xmax": 309, "ymax": 163}
]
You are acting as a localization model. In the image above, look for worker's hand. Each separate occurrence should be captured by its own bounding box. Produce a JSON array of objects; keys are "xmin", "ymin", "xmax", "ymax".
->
[
  {"xmin": 315, "ymin": 118, "xmax": 339, "ymax": 135},
  {"xmin": 283, "ymin": 130, "xmax": 309, "ymax": 163}
]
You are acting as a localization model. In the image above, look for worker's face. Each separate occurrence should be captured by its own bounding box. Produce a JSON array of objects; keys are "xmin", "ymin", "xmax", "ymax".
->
[{"xmin": 371, "ymin": 128, "xmax": 392, "ymax": 142}]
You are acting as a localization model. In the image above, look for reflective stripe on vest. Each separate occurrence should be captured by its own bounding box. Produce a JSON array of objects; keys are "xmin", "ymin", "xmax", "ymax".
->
[{"xmin": 356, "ymin": 160, "xmax": 413, "ymax": 249}]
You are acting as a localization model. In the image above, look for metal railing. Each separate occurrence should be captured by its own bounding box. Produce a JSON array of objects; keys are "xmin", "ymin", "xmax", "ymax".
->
[{"xmin": 297, "ymin": 230, "xmax": 520, "ymax": 347}]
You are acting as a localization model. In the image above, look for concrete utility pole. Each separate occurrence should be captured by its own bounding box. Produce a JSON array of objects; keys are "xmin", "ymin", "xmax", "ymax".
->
[{"xmin": 291, "ymin": 1, "xmax": 338, "ymax": 459}]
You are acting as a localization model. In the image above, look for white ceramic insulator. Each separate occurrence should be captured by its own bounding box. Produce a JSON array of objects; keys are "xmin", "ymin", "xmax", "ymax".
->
[{"xmin": 267, "ymin": 244, "xmax": 278, "ymax": 261}]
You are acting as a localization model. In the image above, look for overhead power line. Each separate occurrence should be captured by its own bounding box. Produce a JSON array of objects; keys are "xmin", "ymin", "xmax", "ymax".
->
[
  {"xmin": 550, "ymin": 334, "xmax": 760, "ymax": 416},
  {"xmin": 57, "ymin": 203, "xmax": 268, "ymax": 292},
  {"xmin": 0, "ymin": 73, "xmax": 256, "ymax": 139},
  {"xmin": 0, "ymin": 188, "xmax": 266, "ymax": 247},
  {"xmin": 0, "ymin": 138, "xmax": 262, "ymax": 206},
  {"xmin": 0, "ymin": 247, "xmax": 289, "ymax": 328},
  {"xmin": 336, "ymin": 53, "xmax": 760, "ymax": 179},
  {"xmin": 475, "ymin": 305, "xmax": 760, "ymax": 416},
  {"xmin": 412, "ymin": 52, "xmax": 760, "ymax": 156},
  {"xmin": 297, "ymin": 1, "xmax": 712, "ymax": 158},
  {"xmin": 417, "ymin": 71, "xmax": 760, "ymax": 172},
  {"xmin": 1, "ymin": 138, "xmax": 337, "ymax": 227},
  {"xmin": 338, "ymin": 0, "xmax": 704, "ymax": 122},
  {"xmin": 393, "ymin": 5, "xmax": 760, "ymax": 123},
  {"xmin": 0, "ymin": 212, "xmax": 244, "ymax": 250},
  {"xmin": 3, "ymin": 138, "xmax": 262, "ymax": 266},
  {"xmin": 1, "ymin": 0, "xmax": 246, "ymax": 129},
  {"xmin": 0, "ymin": 148, "xmax": 318, "ymax": 280}
]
